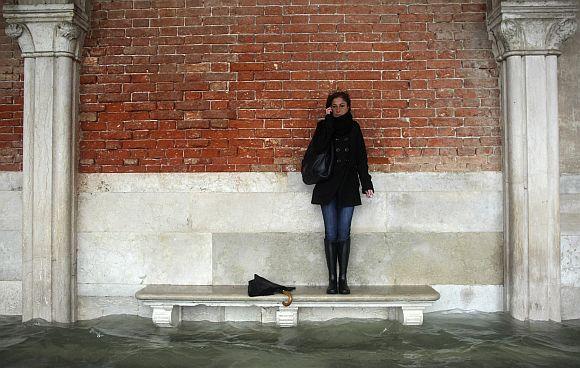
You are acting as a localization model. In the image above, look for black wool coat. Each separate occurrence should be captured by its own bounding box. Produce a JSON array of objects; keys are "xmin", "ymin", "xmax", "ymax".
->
[{"xmin": 310, "ymin": 114, "xmax": 374, "ymax": 207}]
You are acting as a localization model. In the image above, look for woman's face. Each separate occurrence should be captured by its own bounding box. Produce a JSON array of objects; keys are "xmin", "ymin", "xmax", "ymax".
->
[{"xmin": 331, "ymin": 97, "xmax": 349, "ymax": 118}]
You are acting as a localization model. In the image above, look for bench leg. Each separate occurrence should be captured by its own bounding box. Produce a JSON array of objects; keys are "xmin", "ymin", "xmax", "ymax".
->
[
  {"xmin": 276, "ymin": 306, "xmax": 298, "ymax": 327},
  {"xmin": 151, "ymin": 305, "xmax": 181, "ymax": 328},
  {"xmin": 400, "ymin": 306, "xmax": 425, "ymax": 326}
]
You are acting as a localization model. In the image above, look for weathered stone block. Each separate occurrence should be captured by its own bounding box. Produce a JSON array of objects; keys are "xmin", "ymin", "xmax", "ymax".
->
[
  {"xmin": 78, "ymin": 172, "xmax": 287, "ymax": 194},
  {"xmin": 0, "ymin": 192, "xmax": 21, "ymax": 231},
  {"xmin": 561, "ymin": 286, "xmax": 580, "ymax": 320},
  {"xmin": 386, "ymin": 192, "xmax": 503, "ymax": 233},
  {"xmin": 77, "ymin": 232, "xmax": 212, "ymax": 286},
  {"xmin": 562, "ymin": 235, "xmax": 580, "ymax": 287},
  {"xmin": 212, "ymin": 232, "xmax": 502, "ymax": 285},
  {"xmin": 0, "ymin": 281, "xmax": 21, "ymax": 315},
  {"xmin": 426, "ymin": 285, "xmax": 503, "ymax": 313},
  {"xmin": 0, "ymin": 231, "xmax": 21, "ymax": 280},
  {"xmin": 78, "ymin": 193, "xmax": 193, "ymax": 232}
]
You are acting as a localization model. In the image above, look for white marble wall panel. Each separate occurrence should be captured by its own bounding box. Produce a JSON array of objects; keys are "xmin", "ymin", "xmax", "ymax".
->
[
  {"xmin": 0, "ymin": 172, "xmax": 22, "ymax": 191},
  {"xmin": 386, "ymin": 192, "xmax": 503, "ymax": 233},
  {"xmin": 561, "ymin": 287, "xmax": 580, "ymax": 320},
  {"xmin": 0, "ymin": 281, "xmax": 21, "ymax": 315},
  {"xmin": 0, "ymin": 192, "xmax": 22, "ymax": 231},
  {"xmin": 287, "ymin": 172, "xmax": 503, "ymax": 193},
  {"xmin": 78, "ymin": 193, "xmax": 193, "ymax": 232},
  {"xmin": 78, "ymin": 173, "xmax": 287, "ymax": 193},
  {"xmin": 190, "ymin": 192, "xmax": 386, "ymax": 234},
  {"xmin": 426, "ymin": 285, "xmax": 504, "ymax": 313},
  {"xmin": 80, "ymin": 172, "xmax": 504, "ymax": 194},
  {"xmin": 78, "ymin": 174, "xmax": 502, "ymax": 235},
  {"xmin": 212, "ymin": 232, "xmax": 502, "ymax": 286},
  {"xmin": 561, "ymin": 236, "xmax": 580, "ymax": 287},
  {"xmin": 562, "ymin": 194, "xmax": 580, "ymax": 213},
  {"xmin": 78, "ymin": 191, "xmax": 387, "ymax": 234},
  {"xmin": 561, "ymin": 193, "xmax": 580, "ymax": 235},
  {"xmin": 0, "ymin": 173, "xmax": 22, "ymax": 316},
  {"xmin": 0, "ymin": 231, "xmax": 21, "ymax": 280},
  {"xmin": 77, "ymin": 296, "xmax": 141, "ymax": 320},
  {"xmin": 78, "ymin": 283, "xmax": 144, "ymax": 297},
  {"xmin": 561, "ymin": 174, "xmax": 580, "ymax": 194},
  {"xmin": 77, "ymin": 232, "xmax": 212, "ymax": 288}
]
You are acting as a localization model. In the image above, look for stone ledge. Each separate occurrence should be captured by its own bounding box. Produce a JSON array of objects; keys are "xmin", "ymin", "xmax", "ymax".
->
[{"xmin": 136, "ymin": 284, "xmax": 440, "ymax": 328}]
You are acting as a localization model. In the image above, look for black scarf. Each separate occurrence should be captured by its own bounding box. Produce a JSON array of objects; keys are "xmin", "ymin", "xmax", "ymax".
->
[{"xmin": 331, "ymin": 110, "xmax": 354, "ymax": 137}]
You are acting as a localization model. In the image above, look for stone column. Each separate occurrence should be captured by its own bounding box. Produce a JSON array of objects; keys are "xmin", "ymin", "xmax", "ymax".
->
[
  {"xmin": 487, "ymin": 1, "xmax": 578, "ymax": 321},
  {"xmin": 3, "ymin": 3, "xmax": 89, "ymax": 323}
]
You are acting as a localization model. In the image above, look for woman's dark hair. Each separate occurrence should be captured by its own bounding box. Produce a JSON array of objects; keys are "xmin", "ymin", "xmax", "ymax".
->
[{"xmin": 325, "ymin": 91, "xmax": 351, "ymax": 109}]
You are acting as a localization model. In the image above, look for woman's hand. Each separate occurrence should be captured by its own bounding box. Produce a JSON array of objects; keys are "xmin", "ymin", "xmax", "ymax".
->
[
  {"xmin": 364, "ymin": 189, "xmax": 374, "ymax": 198},
  {"xmin": 325, "ymin": 107, "xmax": 332, "ymax": 115}
]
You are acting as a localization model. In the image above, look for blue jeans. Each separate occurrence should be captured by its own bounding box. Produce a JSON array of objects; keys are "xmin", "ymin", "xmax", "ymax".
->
[{"xmin": 321, "ymin": 197, "xmax": 354, "ymax": 242}]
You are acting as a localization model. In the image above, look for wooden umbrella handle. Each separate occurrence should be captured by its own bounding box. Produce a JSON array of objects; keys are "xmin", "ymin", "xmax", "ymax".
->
[{"xmin": 282, "ymin": 290, "xmax": 293, "ymax": 307}]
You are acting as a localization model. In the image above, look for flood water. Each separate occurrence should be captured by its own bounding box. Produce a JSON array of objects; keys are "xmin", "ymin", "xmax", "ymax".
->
[{"xmin": 1, "ymin": 312, "xmax": 580, "ymax": 368}]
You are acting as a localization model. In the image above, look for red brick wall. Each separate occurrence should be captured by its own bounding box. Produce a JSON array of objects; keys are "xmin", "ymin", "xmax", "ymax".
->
[
  {"xmin": 0, "ymin": 0, "xmax": 23, "ymax": 171},
  {"xmin": 2, "ymin": 0, "xmax": 502, "ymax": 173}
]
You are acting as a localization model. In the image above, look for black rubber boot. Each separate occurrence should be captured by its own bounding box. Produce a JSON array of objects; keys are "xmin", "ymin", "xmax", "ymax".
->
[
  {"xmin": 324, "ymin": 239, "xmax": 338, "ymax": 294},
  {"xmin": 337, "ymin": 238, "xmax": 351, "ymax": 294}
]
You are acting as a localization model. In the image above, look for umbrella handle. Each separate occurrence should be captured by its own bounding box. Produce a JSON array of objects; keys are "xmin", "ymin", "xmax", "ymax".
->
[{"xmin": 282, "ymin": 290, "xmax": 293, "ymax": 307}]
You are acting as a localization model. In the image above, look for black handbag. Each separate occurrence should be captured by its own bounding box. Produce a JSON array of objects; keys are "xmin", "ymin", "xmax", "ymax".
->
[{"xmin": 301, "ymin": 139, "xmax": 334, "ymax": 185}]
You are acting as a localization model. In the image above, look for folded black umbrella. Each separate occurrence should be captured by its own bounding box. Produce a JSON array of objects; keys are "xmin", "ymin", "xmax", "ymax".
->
[{"xmin": 248, "ymin": 274, "xmax": 295, "ymax": 297}]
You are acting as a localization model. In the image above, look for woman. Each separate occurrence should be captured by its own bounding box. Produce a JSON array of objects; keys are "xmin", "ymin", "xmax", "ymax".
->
[{"xmin": 309, "ymin": 91, "xmax": 374, "ymax": 294}]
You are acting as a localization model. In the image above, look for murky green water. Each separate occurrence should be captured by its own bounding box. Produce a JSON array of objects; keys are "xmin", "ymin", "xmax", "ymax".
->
[{"xmin": 1, "ymin": 312, "xmax": 580, "ymax": 368}]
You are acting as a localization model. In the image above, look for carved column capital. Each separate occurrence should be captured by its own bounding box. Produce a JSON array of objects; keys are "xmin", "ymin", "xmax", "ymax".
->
[
  {"xmin": 3, "ymin": 3, "xmax": 89, "ymax": 59},
  {"xmin": 56, "ymin": 21, "xmax": 84, "ymax": 57},
  {"xmin": 5, "ymin": 23, "xmax": 23, "ymax": 38},
  {"xmin": 487, "ymin": 1, "xmax": 578, "ymax": 60},
  {"xmin": 57, "ymin": 22, "xmax": 81, "ymax": 40}
]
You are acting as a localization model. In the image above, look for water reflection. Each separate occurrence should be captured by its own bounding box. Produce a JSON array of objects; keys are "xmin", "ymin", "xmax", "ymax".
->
[{"xmin": 0, "ymin": 312, "xmax": 579, "ymax": 368}]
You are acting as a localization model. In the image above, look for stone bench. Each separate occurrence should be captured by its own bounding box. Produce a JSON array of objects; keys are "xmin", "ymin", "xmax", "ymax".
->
[{"xmin": 135, "ymin": 285, "xmax": 440, "ymax": 328}]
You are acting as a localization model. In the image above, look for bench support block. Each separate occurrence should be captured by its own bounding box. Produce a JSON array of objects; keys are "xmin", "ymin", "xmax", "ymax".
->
[
  {"xmin": 276, "ymin": 306, "xmax": 298, "ymax": 327},
  {"xmin": 400, "ymin": 306, "xmax": 425, "ymax": 326},
  {"xmin": 151, "ymin": 305, "xmax": 181, "ymax": 328}
]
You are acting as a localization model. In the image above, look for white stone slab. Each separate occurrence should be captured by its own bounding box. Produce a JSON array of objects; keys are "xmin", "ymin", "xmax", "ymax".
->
[
  {"xmin": 561, "ymin": 286, "xmax": 580, "ymax": 320},
  {"xmin": 561, "ymin": 174, "xmax": 580, "ymax": 194},
  {"xmin": 288, "ymin": 171, "xmax": 503, "ymax": 193},
  {"xmin": 78, "ymin": 173, "xmax": 287, "ymax": 193},
  {"xmin": 80, "ymin": 172, "xmax": 505, "ymax": 194},
  {"xmin": 561, "ymin": 214, "xmax": 580, "ymax": 235},
  {"xmin": 0, "ymin": 231, "xmax": 21, "ymax": 281},
  {"xmin": 77, "ymin": 232, "xmax": 212, "ymax": 285},
  {"xmin": 561, "ymin": 235, "xmax": 580, "ymax": 287},
  {"xmin": 0, "ymin": 192, "xmax": 22, "ymax": 231},
  {"xmin": 426, "ymin": 285, "xmax": 504, "ymax": 313},
  {"xmin": 386, "ymin": 191, "xmax": 503, "ymax": 233},
  {"xmin": 76, "ymin": 174, "xmax": 505, "ymax": 234},
  {"xmin": 190, "ymin": 192, "xmax": 386, "ymax": 233},
  {"xmin": 78, "ymin": 193, "xmax": 193, "ymax": 232},
  {"xmin": 561, "ymin": 193, "xmax": 580, "ymax": 213},
  {"xmin": 561, "ymin": 193, "xmax": 580, "ymax": 235},
  {"xmin": 0, "ymin": 172, "xmax": 22, "ymax": 191},
  {"xmin": 0, "ymin": 281, "xmax": 21, "ymax": 315},
  {"xmin": 78, "ymin": 283, "xmax": 144, "ymax": 297},
  {"xmin": 77, "ymin": 296, "xmax": 139, "ymax": 320},
  {"xmin": 212, "ymin": 232, "xmax": 502, "ymax": 285},
  {"xmin": 190, "ymin": 192, "xmax": 318, "ymax": 233}
]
